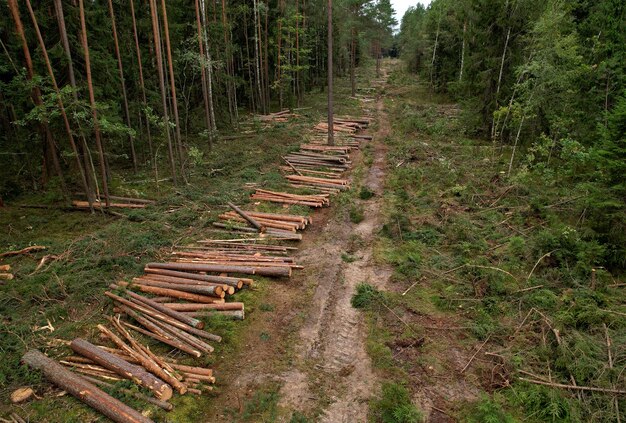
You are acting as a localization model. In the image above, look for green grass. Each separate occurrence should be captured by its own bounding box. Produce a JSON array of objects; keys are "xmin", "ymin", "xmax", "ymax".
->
[{"xmin": 359, "ymin": 63, "xmax": 626, "ymax": 422}]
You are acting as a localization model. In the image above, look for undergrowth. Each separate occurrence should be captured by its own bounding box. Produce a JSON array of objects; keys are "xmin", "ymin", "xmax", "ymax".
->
[{"xmin": 360, "ymin": 64, "xmax": 625, "ymax": 422}]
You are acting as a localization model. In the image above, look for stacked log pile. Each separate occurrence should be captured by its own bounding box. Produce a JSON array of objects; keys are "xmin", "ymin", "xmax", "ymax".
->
[
  {"xmin": 18, "ymin": 115, "xmax": 371, "ymax": 421},
  {"xmin": 255, "ymin": 109, "xmax": 298, "ymax": 123},
  {"xmin": 73, "ymin": 195, "xmax": 155, "ymax": 210},
  {"xmin": 251, "ymin": 189, "xmax": 330, "ymax": 207}
]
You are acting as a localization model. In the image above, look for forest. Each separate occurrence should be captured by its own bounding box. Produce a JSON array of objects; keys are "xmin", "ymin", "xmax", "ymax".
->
[
  {"xmin": 0, "ymin": 0, "xmax": 395, "ymax": 201},
  {"xmin": 1, "ymin": 0, "xmax": 625, "ymax": 421}
]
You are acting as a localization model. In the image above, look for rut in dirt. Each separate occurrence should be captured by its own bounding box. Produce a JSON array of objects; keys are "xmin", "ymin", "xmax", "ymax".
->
[{"xmin": 278, "ymin": 72, "xmax": 392, "ymax": 422}]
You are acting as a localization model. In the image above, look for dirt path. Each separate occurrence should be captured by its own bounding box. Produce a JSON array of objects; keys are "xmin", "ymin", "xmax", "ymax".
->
[{"xmin": 277, "ymin": 70, "xmax": 392, "ymax": 422}]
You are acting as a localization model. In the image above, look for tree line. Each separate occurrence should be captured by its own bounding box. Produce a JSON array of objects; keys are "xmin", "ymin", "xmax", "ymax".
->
[
  {"xmin": 0, "ymin": 0, "xmax": 396, "ymax": 205},
  {"xmin": 398, "ymin": 0, "xmax": 625, "ymax": 268}
]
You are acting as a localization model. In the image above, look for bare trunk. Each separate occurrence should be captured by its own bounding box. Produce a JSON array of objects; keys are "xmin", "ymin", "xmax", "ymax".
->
[
  {"xmin": 507, "ymin": 114, "xmax": 525, "ymax": 177},
  {"xmin": 129, "ymin": 0, "xmax": 154, "ymax": 165},
  {"xmin": 430, "ymin": 19, "xmax": 440, "ymax": 86},
  {"xmin": 277, "ymin": 0, "xmax": 283, "ymax": 110},
  {"xmin": 200, "ymin": 0, "xmax": 217, "ymax": 132},
  {"xmin": 160, "ymin": 0, "xmax": 185, "ymax": 172},
  {"xmin": 53, "ymin": 0, "xmax": 97, "ymax": 203},
  {"xmin": 327, "ymin": 0, "xmax": 334, "ymax": 146},
  {"xmin": 459, "ymin": 20, "xmax": 466, "ymax": 81},
  {"xmin": 252, "ymin": 0, "xmax": 264, "ymax": 113},
  {"xmin": 350, "ymin": 27, "xmax": 356, "ymax": 97},
  {"xmin": 107, "ymin": 0, "xmax": 137, "ymax": 172},
  {"xmin": 79, "ymin": 0, "xmax": 111, "ymax": 206},
  {"xmin": 195, "ymin": 0, "xmax": 213, "ymax": 148},
  {"xmin": 149, "ymin": 0, "xmax": 178, "ymax": 184}
]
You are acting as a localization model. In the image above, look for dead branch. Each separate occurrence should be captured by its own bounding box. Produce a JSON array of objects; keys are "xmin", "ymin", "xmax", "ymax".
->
[
  {"xmin": 0, "ymin": 245, "xmax": 46, "ymax": 258},
  {"xmin": 518, "ymin": 377, "xmax": 626, "ymax": 395}
]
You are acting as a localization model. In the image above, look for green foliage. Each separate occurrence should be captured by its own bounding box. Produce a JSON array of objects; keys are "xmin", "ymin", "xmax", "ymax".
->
[
  {"xmin": 359, "ymin": 186, "xmax": 375, "ymax": 200},
  {"xmin": 370, "ymin": 382, "xmax": 423, "ymax": 423},
  {"xmin": 351, "ymin": 283, "xmax": 382, "ymax": 309},
  {"xmin": 349, "ymin": 204, "xmax": 365, "ymax": 223},
  {"xmin": 462, "ymin": 396, "xmax": 517, "ymax": 423}
]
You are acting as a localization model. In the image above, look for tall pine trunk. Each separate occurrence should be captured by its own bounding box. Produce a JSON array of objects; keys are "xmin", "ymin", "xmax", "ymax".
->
[
  {"xmin": 160, "ymin": 0, "xmax": 185, "ymax": 172},
  {"xmin": 129, "ymin": 0, "xmax": 154, "ymax": 165},
  {"xmin": 149, "ymin": 0, "xmax": 178, "ymax": 184},
  {"xmin": 78, "ymin": 0, "xmax": 110, "ymax": 206},
  {"xmin": 53, "ymin": 0, "xmax": 97, "ymax": 202},
  {"xmin": 195, "ymin": 0, "xmax": 213, "ymax": 147},
  {"xmin": 327, "ymin": 0, "xmax": 334, "ymax": 146},
  {"xmin": 107, "ymin": 0, "xmax": 137, "ymax": 172}
]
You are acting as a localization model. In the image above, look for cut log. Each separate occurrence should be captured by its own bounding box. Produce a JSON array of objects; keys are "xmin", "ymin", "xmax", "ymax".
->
[
  {"xmin": 0, "ymin": 273, "xmax": 14, "ymax": 280},
  {"xmin": 22, "ymin": 349, "xmax": 154, "ymax": 423},
  {"xmin": 121, "ymin": 320, "xmax": 202, "ymax": 357},
  {"xmin": 227, "ymin": 202, "xmax": 265, "ymax": 232},
  {"xmin": 79, "ymin": 374, "xmax": 173, "ymax": 411},
  {"xmin": 70, "ymin": 338, "xmax": 172, "ymax": 401},
  {"xmin": 147, "ymin": 262, "xmax": 291, "ymax": 277},
  {"xmin": 144, "ymin": 267, "xmax": 247, "ymax": 288},
  {"xmin": 163, "ymin": 302, "xmax": 244, "ymax": 311},
  {"xmin": 129, "ymin": 279, "xmax": 225, "ymax": 298},
  {"xmin": 116, "ymin": 281, "xmax": 222, "ymax": 303},
  {"xmin": 113, "ymin": 287, "xmax": 204, "ymax": 329},
  {"xmin": 0, "ymin": 264, "xmax": 11, "ymax": 272}
]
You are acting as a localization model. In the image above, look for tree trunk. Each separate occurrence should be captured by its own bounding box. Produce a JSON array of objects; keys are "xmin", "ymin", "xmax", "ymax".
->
[
  {"xmin": 79, "ymin": 0, "xmax": 111, "ymax": 207},
  {"xmin": 107, "ymin": 0, "xmax": 137, "ymax": 172},
  {"xmin": 277, "ymin": 0, "xmax": 283, "ymax": 110},
  {"xmin": 327, "ymin": 0, "xmax": 334, "ymax": 146},
  {"xmin": 350, "ymin": 27, "xmax": 356, "ymax": 97},
  {"xmin": 148, "ymin": 0, "xmax": 178, "ymax": 184},
  {"xmin": 129, "ymin": 0, "xmax": 154, "ymax": 166},
  {"xmin": 252, "ymin": 0, "xmax": 264, "ymax": 113},
  {"xmin": 52, "ymin": 0, "xmax": 97, "ymax": 204},
  {"xmin": 160, "ymin": 0, "xmax": 185, "ymax": 172},
  {"xmin": 430, "ymin": 19, "xmax": 440, "ymax": 86},
  {"xmin": 200, "ymin": 0, "xmax": 217, "ymax": 133},
  {"xmin": 195, "ymin": 0, "xmax": 213, "ymax": 148},
  {"xmin": 8, "ymin": 0, "xmax": 69, "ymax": 199},
  {"xmin": 22, "ymin": 350, "xmax": 154, "ymax": 423},
  {"xmin": 459, "ymin": 20, "xmax": 466, "ymax": 81}
]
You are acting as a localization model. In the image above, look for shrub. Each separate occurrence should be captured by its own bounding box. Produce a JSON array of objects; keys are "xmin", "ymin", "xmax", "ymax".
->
[{"xmin": 370, "ymin": 382, "xmax": 423, "ymax": 423}]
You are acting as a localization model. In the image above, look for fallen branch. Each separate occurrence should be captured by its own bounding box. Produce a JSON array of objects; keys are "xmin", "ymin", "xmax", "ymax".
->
[
  {"xmin": 461, "ymin": 334, "xmax": 491, "ymax": 373},
  {"xmin": 0, "ymin": 245, "xmax": 46, "ymax": 258},
  {"xmin": 518, "ymin": 377, "xmax": 626, "ymax": 395}
]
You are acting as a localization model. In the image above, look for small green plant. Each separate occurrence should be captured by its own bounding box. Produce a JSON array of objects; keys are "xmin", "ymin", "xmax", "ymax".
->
[
  {"xmin": 341, "ymin": 253, "xmax": 357, "ymax": 263},
  {"xmin": 370, "ymin": 382, "xmax": 423, "ymax": 423},
  {"xmin": 352, "ymin": 283, "xmax": 382, "ymax": 308},
  {"xmin": 259, "ymin": 303, "xmax": 275, "ymax": 312},
  {"xmin": 462, "ymin": 396, "xmax": 517, "ymax": 423},
  {"xmin": 350, "ymin": 205, "xmax": 365, "ymax": 223},
  {"xmin": 359, "ymin": 186, "xmax": 375, "ymax": 200}
]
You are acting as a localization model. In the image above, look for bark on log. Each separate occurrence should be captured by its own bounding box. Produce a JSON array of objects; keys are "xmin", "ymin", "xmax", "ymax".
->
[
  {"xmin": 227, "ymin": 202, "xmax": 265, "ymax": 232},
  {"xmin": 129, "ymin": 279, "xmax": 224, "ymax": 298},
  {"xmin": 117, "ymin": 282, "xmax": 222, "ymax": 303},
  {"xmin": 164, "ymin": 302, "xmax": 244, "ymax": 311},
  {"xmin": 137, "ymin": 274, "xmax": 234, "ymax": 291},
  {"xmin": 114, "ymin": 287, "xmax": 204, "ymax": 329},
  {"xmin": 79, "ymin": 374, "xmax": 173, "ymax": 411},
  {"xmin": 70, "ymin": 338, "xmax": 173, "ymax": 401},
  {"xmin": 146, "ymin": 262, "xmax": 291, "ymax": 277},
  {"xmin": 144, "ymin": 267, "xmax": 247, "ymax": 288},
  {"xmin": 22, "ymin": 349, "xmax": 154, "ymax": 423}
]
